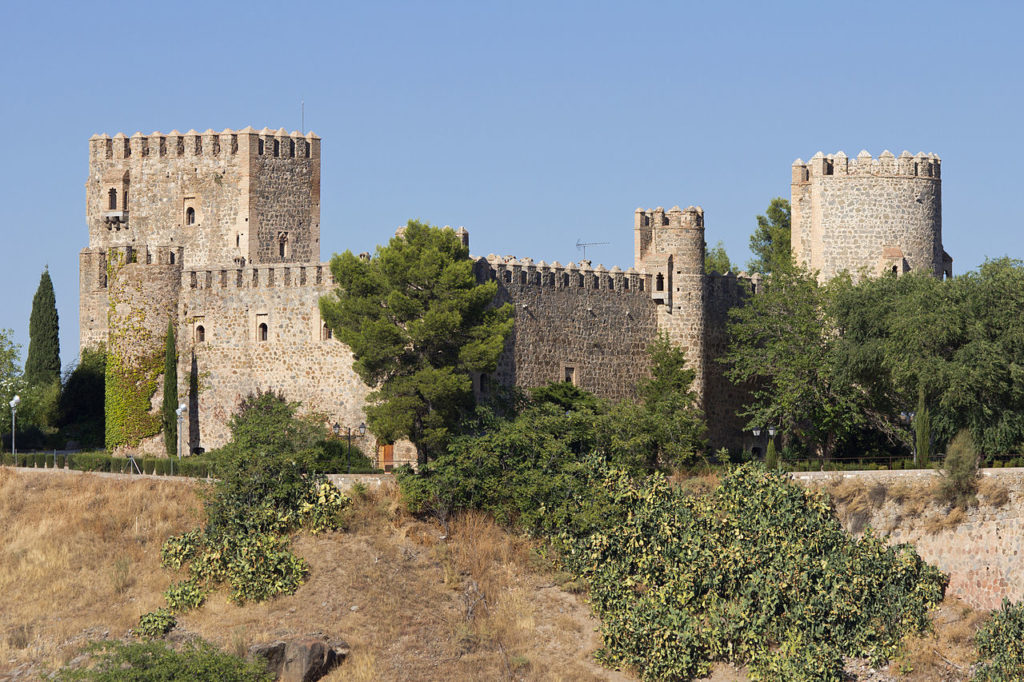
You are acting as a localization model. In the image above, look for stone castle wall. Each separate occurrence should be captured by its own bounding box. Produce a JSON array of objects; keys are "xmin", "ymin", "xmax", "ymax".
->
[
  {"xmin": 792, "ymin": 150, "xmax": 945, "ymax": 282},
  {"xmin": 478, "ymin": 257, "xmax": 658, "ymax": 399},
  {"xmin": 178, "ymin": 263, "xmax": 372, "ymax": 452}
]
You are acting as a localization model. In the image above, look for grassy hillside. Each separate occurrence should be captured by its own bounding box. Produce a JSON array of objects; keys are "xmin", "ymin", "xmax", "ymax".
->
[{"xmin": 0, "ymin": 468, "xmax": 626, "ymax": 681}]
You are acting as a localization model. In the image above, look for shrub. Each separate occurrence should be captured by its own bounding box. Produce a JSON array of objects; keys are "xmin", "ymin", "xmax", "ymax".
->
[
  {"xmin": 160, "ymin": 529, "xmax": 202, "ymax": 570},
  {"xmin": 54, "ymin": 639, "xmax": 272, "ymax": 681},
  {"xmin": 558, "ymin": 463, "xmax": 947, "ymax": 680},
  {"xmin": 938, "ymin": 430, "xmax": 980, "ymax": 509},
  {"xmin": 134, "ymin": 609, "xmax": 176, "ymax": 638},
  {"xmin": 142, "ymin": 458, "xmax": 157, "ymax": 474},
  {"xmin": 163, "ymin": 579, "xmax": 206, "ymax": 612},
  {"xmin": 974, "ymin": 598, "xmax": 1024, "ymax": 681}
]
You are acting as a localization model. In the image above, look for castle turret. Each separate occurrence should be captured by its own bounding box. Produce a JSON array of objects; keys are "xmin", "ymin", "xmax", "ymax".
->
[
  {"xmin": 634, "ymin": 205, "xmax": 707, "ymax": 399},
  {"xmin": 791, "ymin": 149, "xmax": 948, "ymax": 282}
]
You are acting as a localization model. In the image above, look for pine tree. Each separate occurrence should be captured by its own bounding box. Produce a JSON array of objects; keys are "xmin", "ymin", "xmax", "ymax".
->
[
  {"xmin": 162, "ymin": 322, "xmax": 178, "ymax": 457},
  {"xmin": 25, "ymin": 269, "xmax": 60, "ymax": 387}
]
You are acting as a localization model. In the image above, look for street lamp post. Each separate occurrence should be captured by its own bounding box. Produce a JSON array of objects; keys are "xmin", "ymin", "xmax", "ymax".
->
[
  {"xmin": 900, "ymin": 411, "xmax": 917, "ymax": 465},
  {"xmin": 9, "ymin": 395, "xmax": 19, "ymax": 457},
  {"xmin": 175, "ymin": 403, "xmax": 187, "ymax": 460}
]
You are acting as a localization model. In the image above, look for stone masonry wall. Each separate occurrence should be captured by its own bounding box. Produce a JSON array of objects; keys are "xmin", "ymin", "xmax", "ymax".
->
[
  {"xmin": 792, "ymin": 150, "xmax": 944, "ymax": 282},
  {"xmin": 795, "ymin": 468, "xmax": 1024, "ymax": 611},
  {"xmin": 479, "ymin": 257, "xmax": 658, "ymax": 400},
  {"xmin": 179, "ymin": 263, "xmax": 373, "ymax": 452}
]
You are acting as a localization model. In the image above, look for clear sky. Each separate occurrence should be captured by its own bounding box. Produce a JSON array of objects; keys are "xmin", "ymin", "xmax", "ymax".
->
[{"xmin": 1, "ymin": 0, "xmax": 1021, "ymax": 370}]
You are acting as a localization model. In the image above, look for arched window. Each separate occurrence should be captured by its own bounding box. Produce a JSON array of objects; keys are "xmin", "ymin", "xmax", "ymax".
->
[
  {"xmin": 185, "ymin": 207, "xmax": 195, "ymax": 225},
  {"xmin": 278, "ymin": 233, "xmax": 289, "ymax": 258},
  {"xmin": 195, "ymin": 325, "xmax": 205, "ymax": 342},
  {"xmin": 258, "ymin": 323, "xmax": 268, "ymax": 342},
  {"xmin": 108, "ymin": 188, "xmax": 117, "ymax": 210}
]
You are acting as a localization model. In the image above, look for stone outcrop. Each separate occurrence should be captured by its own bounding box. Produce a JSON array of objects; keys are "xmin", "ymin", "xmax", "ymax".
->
[{"xmin": 250, "ymin": 635, "xmax": 349, "ymax": 682}]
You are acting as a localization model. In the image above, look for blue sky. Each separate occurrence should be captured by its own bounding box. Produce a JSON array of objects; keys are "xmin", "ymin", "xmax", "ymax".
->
[{"xmin": 1, "ymin": 0, "xmax": 1021, "ymax": 370}]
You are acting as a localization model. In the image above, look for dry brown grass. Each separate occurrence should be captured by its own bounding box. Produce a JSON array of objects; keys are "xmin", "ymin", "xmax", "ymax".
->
[
  {"xmin": 891, "ymin": 595, "xmax": 989, "ymax": 680},
  {"xmin": 0, "ymin": 467, "xmax": 204, "ymax": 670},
  {"xmin": 0, "ymin": 471, "xmax": 626, "ymax": 681},
  {"xmin": 822, "ymin": 476, "xmax": 890, "ymax": 533},
  {"xmin": 978, "ymin": 477, "xmax": 1010, "ymax": 508},
  {"xmin": 668, "ymin": 471, "xmax": 720, "ymax": 498}
]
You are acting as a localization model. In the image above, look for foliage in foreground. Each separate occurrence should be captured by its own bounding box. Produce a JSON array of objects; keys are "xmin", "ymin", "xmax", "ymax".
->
[
  {"xmin": 55, "ymin": 639, "xmax": 272, "ymax": 682},
  {"xmin": 140, "ymin": 392, "xmax": 351, "ymax": 632},
  {"xmin": 974, "ymin": 598, "xmax": 1024, "ymax": 681},
  {"xmin": 557, "ymin": 463, "xmax": 947, "ymax": 681},
  {"xmin": 938, "ymin": 430, "xmax": 980, "ymax": 509},
  {"xmin": 320, "ymin": 220, "xmax": 514, "ymax": 466}
]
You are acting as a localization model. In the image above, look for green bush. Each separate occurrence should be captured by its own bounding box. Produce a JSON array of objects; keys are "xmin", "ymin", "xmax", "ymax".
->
[
  {"xmin": 974, "ymin": 598, "xmax": 1024, "ymax": 681},
  {"xmin": 142, "ymin": 458, "xmax": 157, "ymax": 474},
  {"xmin": 163, "ymin": 579, "xmax": 207, "ymax": 612},
  {"xmin": 557, "ymin": 463, "xmax": 947, "ymax": 680},
  {"xmin": 134, "ymin": 609, "xmax": 176, "ymax": 639},
  {"xmin": 939, "ymin": 430, "xmax": 980, "ymax": 508},
  {"xmin": 54, "ymin": 639, "xmax": 272, "ymax": 681},
  {"xmin": 35, "ymin": 453, "xmax": 48, "ymax": 468},
  {"xmin": 70, "ymin": 452, "xmax": 112, "ymax": 472}
]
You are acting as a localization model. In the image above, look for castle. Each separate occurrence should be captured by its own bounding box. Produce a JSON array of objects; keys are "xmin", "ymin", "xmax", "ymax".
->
[{"xmin": 78, "ymin": 130, "xmax": 947, "ymax": 464}]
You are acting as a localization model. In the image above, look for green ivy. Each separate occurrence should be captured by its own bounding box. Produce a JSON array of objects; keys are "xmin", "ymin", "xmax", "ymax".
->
[{"xmin": 104, "ymin": 251, "xmax": 164, "ymax": 449}]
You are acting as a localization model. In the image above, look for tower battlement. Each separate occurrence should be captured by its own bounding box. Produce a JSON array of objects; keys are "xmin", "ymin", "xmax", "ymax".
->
[
  {"xmin": 633, "ymin": 205, "xmax": 704, "ymax": 230},
  {"xmin": 88, "ymin": 127, "xmax": 321, "ymax": 162},
  {"xmin": 792, "ymin": 150, "xmax": 940, "ymax": 184}
]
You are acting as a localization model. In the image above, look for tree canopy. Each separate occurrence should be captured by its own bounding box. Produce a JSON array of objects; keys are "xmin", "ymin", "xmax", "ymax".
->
[
  {"xmin": 747, "ymin": 198, "xmax": 791, "ymax": 274},
  {"xmin": 704, "ymin": 240, "xmax": 735, "ymax": 274},
  {"xmin": 320, "ymin": 220, "xmax": 514, "ymax": 466},
  {"xmin": 25, "ymin": 268, "xmax": 60, "ymax": 387}
]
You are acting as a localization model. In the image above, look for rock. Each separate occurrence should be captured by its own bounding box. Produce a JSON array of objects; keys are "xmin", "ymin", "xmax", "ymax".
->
[{"xmin": 251, "ymin": 635, "xmax": 349, "ymax": 682}]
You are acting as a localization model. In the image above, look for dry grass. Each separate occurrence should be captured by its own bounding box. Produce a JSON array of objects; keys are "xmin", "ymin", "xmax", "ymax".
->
[
  {"xmin": 978, "ymin": 477, "xmax": 1010, "ymax": 508},
  {"xmin": 891, "ymin": 595, "xmax": 989, "ymax": 680},
  {"xmin": 0, "ymin": 467, "xmax": 204, "ymax": 670},
  {"xmin": 668, "ymin": 471, "xmax": 720, "ymax": 498},
  {"xmin": 824, "ymin": 476, "xmax": 890, "ymax": 533},
  {"xmin": 0, "ymin": 471, "xmax": 626, "ymax": 681}
]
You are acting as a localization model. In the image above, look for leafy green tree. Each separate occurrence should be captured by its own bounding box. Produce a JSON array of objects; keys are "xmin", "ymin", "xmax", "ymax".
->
[
  {"xmin": 915, "ymin": 388, "xmax": 931, "ymax": 466},
  {"xmin": 723, "ymin": 265, "xmax": 866, "ymax": 459},
  {"xmin": 58, "ymin": 347, "xmax": 106, "ymax": 447},
  {"xmin": 704, "ymin": 240, "xmax": 734, "ymax": 274},
  {"xmin": 0, "ymin": 329, "xmax": 22, "ymax": 443},
  {"xmin": 225, "ymin": 388, "xmax": 326, "ymax": 458},
  {"xmin": 747, "ymin": 198, "xmax": 791, "ymax": 274},
  {"xmin": 25, "ymin": 268, "xmax": 60, "ymax": 388},
  {"xmin": 320, "ymin": 220, "xmax": 514, "ymax": 466},
  {"xmin": 162, "ymin": 322, "xmax": 177, "ymax": 457}
]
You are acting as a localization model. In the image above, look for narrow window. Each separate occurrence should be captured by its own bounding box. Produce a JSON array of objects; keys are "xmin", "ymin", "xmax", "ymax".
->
[
  {"xmin": 323, "ymin": 323, "xmax": 333, "ymax": 340},
  {"xmin": 801, "ymin": 167, "xmax": 809, "ymax": 182},
  {"xmin": 656, "ymin": 273, "xmax": 665, "ymax": 291},
  {"xmin": 195, "ymin": 325, "xmax": 205, "ymax": 342},
  {"xmin": 169, "ymin": 252, "xmax": 176, "ymax": 265},
  {"xmin": 186, "ymin": 207, "xmax": 196, "ymax": 225},
  {"xmin": 273, "ymin": 140, "xmax": 280, "ymax": 157},
  {"xmin": 258, "ymin": 322, "xmax": 268, "ymax": 342},
  {"xmin": 564, "ymin": 366, "xmax": 576, "ymax": 385},
  {"xmin": 236, "ymin": 234, "xmax": 240, "ymax": 248},
  {"xmin": 122, "ymin": 190, "xmax": 128, "ymax": 210},
  {"xmin": 258, "ymin": 139, "xmax": 264, "ymax": 155},
  {"xmin": 278, "ymin": 232, "xmax": 290, "ymax": 258},
  {"xmin": 108, "ymin": 188, "xmax": 117, "ymax": 210}
]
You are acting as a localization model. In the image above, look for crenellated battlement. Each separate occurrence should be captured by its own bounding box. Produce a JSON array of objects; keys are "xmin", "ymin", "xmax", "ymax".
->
[
  {"xmin": 477, "ymin": 255, "xmax": 651, "ymax": 295},
  {"xmin": 792, "ymin": 149, "xmax": 940, "ymax": 183},
  {"xmin": 184, "ymin": 263, "xmax": 334, "ymax": 290},
  {"xmin": 88, "ymin": 127, "xmax": 321, "ymax": 162},
  {"xmin": 634, "ymin": 205, "xmax": 704, "ymax": 230}
]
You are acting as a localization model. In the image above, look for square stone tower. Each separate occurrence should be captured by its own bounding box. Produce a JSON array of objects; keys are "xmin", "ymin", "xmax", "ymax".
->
[{"xmin": 80, "ymin": 127, "xmax": 321, "ymax": 349}]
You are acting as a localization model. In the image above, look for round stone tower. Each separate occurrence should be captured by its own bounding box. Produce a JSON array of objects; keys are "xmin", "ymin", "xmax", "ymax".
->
[
  {"xmin": 634, "ymin": 205, "xmax": 707, "ymax": 396},
  {"xmin": 791, "ymin": 149, "xmax": 951, "ymax": 282}
]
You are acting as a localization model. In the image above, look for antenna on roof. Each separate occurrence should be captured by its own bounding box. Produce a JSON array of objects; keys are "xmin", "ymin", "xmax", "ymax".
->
[{"xmin": 575, "ymin": 239, "xmax": 609, "ymax": 261}]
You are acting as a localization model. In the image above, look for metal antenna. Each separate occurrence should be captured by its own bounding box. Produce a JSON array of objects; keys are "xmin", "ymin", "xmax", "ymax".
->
[{"xmin": 576, "ymin": 238, "xmax": 609, "ymax": 261}]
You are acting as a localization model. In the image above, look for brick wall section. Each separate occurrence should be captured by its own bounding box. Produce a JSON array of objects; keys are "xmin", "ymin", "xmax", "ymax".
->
[{"xmin": 795, "ymin": 468, "xmax": 1024, "ymax": 611}]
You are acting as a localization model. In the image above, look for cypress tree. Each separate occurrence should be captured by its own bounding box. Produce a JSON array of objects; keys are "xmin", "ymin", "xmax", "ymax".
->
[
  {"xmin": 162, "ymin": 321, "xmax": 178, "ymax": 457},
  {"xmin": 916, "ymin": 387, "xmax": 931, "ymax": 467},
  {"xmin": 25, "ymin": 269, "xmax": 60, "ymax": 386}
]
